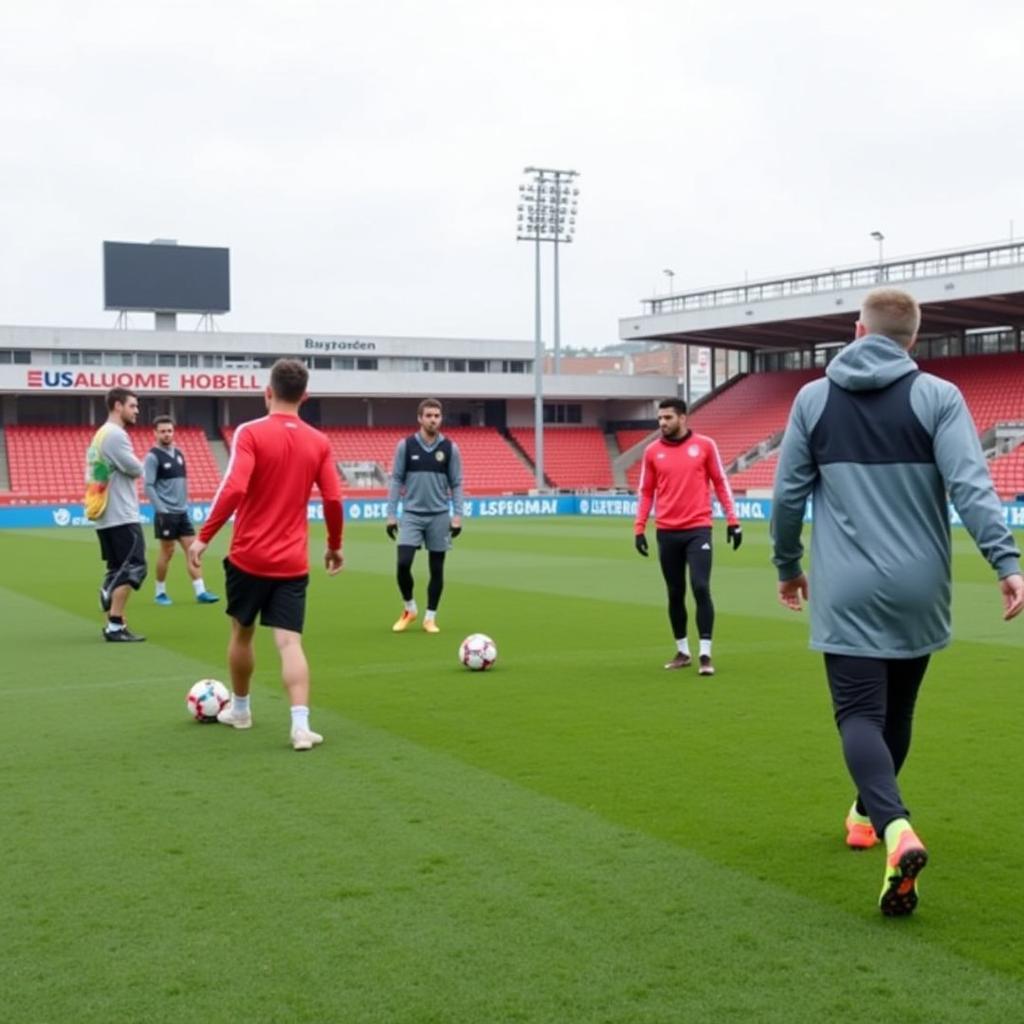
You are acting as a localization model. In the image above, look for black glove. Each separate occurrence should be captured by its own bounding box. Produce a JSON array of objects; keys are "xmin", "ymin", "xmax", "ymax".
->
[
  {"xmin": 727, "ymin": 524, "xmax": 742, "ymax": 551},
  {"xmin": 635, "ymin": 533, "xmax": 649, "ymax": 557},
  {"xmin": 450, "ymin": 526, "xmax": 462, "ymax": 539},
  {"xmin": 386, "ymin": 523, "xmax": 398, "ymax": 541}
]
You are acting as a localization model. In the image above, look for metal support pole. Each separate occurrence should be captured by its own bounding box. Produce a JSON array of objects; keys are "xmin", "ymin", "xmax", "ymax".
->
[
  {"xmin": 517, "ymin": 165, "xmax": 579, "ymax": 490},
  {"xmin": 553, "ymin": 233, "xmax": 561, "ymax": 375},
  {"xmin": 533, "ymin": 230, "xmax": 545, "ymax": 489}
]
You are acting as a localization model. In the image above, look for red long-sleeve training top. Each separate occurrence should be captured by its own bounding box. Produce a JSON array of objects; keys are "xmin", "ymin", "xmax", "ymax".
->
[
  {"xmin": 634, "ymin": 430, "xmax": 738, "ymax": 534},
  {"xmin": 199, "ymin": 413, "xmax": 343, "ymax": 577}
]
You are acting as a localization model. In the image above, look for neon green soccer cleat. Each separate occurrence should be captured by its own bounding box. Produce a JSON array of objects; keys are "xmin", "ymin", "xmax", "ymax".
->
[{"xmin": 879, "ymin": 828, "xmax": 928, "ymax": 917}]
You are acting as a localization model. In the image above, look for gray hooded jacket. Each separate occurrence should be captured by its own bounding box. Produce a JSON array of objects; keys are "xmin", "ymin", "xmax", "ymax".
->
[{"xmin": 771, "ymin": 334, "xmax": 1020, "ymax": 658}]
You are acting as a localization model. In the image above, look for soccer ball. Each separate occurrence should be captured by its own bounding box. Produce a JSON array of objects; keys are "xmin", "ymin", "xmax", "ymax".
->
[
  {"xmin": 459, "ymin": 633, "xmax": 497, "ymax": 671},
  {"xmin": 186, "ymin": 679, "xmax": 230, "ymax": 722}
]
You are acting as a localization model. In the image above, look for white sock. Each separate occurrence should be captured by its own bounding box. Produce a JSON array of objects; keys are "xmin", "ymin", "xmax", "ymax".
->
[
  {"xmin": 105, "ymin": 620, "xmax": 125, "ymax": 632},
  {"xmin": 425, "ymin": 609, "xmax": 437, "ymax": 622},
  {"xmin": 675, "ymin": 638, "xmax": 690, "ymax": 656},
  {"xmin": 699, "ymin": 639, "xmax": 712, "ymax": 658},
  {"xmin": 155, "ymin": 581, "xmax": 167, "ymax": 597},
  {"xmin": 233, "ymin": 694, "xmax": 250, "ymax": 714},
  {"xmin": 291, "ymin": 705, "xmax": 310, "ymax": 733},
  {"xmin": 192, "ymin": 578, "xmax": 206, "ymax": 596},
  {"xmin": 404, "ymin": 600, "xmax": 417, "ymax": 614}
]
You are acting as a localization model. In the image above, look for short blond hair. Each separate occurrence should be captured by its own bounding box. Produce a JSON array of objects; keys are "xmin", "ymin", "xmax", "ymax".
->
[{"xmin": 859, "ymin": 288, "xmax": 921, "ymax": 348}]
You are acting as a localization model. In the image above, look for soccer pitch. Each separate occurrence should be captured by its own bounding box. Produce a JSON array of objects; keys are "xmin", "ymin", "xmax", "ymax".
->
[{"xmin": 2, "ymin": 519, "xmax": 1022, "ymax": 1023}]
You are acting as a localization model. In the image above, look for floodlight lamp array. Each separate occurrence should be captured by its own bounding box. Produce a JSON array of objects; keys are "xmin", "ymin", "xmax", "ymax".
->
[{"xmin": 516, "ymin": 170, "xmax": 580, "ymax": 244}]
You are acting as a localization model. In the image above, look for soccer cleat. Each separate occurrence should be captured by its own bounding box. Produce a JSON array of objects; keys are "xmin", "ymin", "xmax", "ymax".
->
[
  {"xmin": 698, "ymin": 655, "xmax": 715, "ymax": 676},
  {"xmin": 423, "ymin": 619, "xmax": 441, "ymax": 634},
  {"xmin": 196, "ymin": 591, "xmax": 220, "ymax": 604},
  {"xmin": 99, "ymin": 586, "xmax": 112, "ymax": 613},
  {"xmin": 879, "ymin": 829, "xmax": 928, "ymax": 917},
  {"xmin": 845, "ymin": 814, "xmax": 879, "ymax": 850},
  {"xmin": 664, "ymin": 652, "xmax": 692, "ymax": 670},
  {"xmin": 155, "ymin": 593, "xmax": 173, "ymax": 606},
  {"xmin": 103, "ymin": 626, "xmax": 145, "ymax": 642},
  {"xmin": 217, "ymin": 703, "xmax": 253, "ymax": 730},
  {"xmin": 291, "ymin": 727, "xmax": 324, "ymax": 751},
  {"xmin": 392, "ymin": 610, "xmax": 418, "ymax": 632}
]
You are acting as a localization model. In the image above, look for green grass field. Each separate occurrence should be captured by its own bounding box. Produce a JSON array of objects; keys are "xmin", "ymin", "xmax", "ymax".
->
[{"xmin": 2, "ymin": 518, "xmax": 1022, "ymax": 1023}]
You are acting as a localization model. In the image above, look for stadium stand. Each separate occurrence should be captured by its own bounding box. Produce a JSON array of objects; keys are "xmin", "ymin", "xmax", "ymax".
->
[
  {"xmin": 223, "ymin": 425, "xmax": 537, "ymax": 494},
  {"xmin": 686, "ymin": 369, "xmax": 821, "ymax": 467},
  {"xmin": 443, "ymin": 428, "xmax": 536, "ymax": 492},
  {"xmin": 617, "ymin": 371, "xmax": 819, "ymax": 491},
  {"xmin": 128, "ymin": 426, "xmax": 223, "ymax": 500},
  {"xmin": 921, "ymin": 353, "xmax": 1024, "ymax": 433},
  {"xmin": 508, "ymin": 427, "xmax": 614, "ymax": 489},
  {"xmin": 727, "ymin": 452, "xmax": 780, "ymax": 494},
  {"xmin": 6, "ymin": 426, "xmax": 94, "ymax": 502},
  {"xmin": 989, "ymin": 447, "xmax": 1024, "ymax": 502},
  {"xmin": 617, "ymin": 358, "xmax": 1024, "ymax": 499},
  {"xmin": 617, "ymin": 430, "xmax": 654, "ymax": 489},
  {"xmin": 615, "ymin": 429, "xmax": 654, "ymax": 453},
  {"xmin": 6, "ymin": 424, "xmax": 224, "ymax": 502},
  {"xmin": 5, "ymin": 356, "xmax": 1023, "ymax": 501},
  {"xmin": 616, "ymin": 430, "xmax": 656, "ymax": 490}
]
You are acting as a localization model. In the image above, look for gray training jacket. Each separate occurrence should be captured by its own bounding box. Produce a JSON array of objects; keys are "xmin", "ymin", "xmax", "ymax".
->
[
  {"xmin": 143, "ymin": 446, "xmax": 189, "ymax": 514},
  {"xmin": 386, "ymin": 432, "xmax": 464, "ymax": 519},
  {"xmin": 93, "ymin": 423, "xmax": 144, "ymax": 529},
  {"xmin": 771, "ymin": 333, "xmax": 1020, "ymax": 658}
]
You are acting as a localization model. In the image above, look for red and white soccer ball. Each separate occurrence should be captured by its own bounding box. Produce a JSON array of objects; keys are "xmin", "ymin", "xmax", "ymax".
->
[
  {"xmin": 186, "ymin": 679, "xmax": 230, "ymax": 722},
  {"xmin": 459, "ymin": 633, "xmax": 498, "ymax": 671}
]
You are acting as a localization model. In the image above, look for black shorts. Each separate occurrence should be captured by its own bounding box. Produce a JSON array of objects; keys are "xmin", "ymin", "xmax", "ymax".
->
[
  {"xmin": 224, "ymin": 558, "xmax": 309, "ymax": 633},
  {"xmin": 97, "ymin": 523, "xmax": 148, "ymax": 589},
  {"xmin": 154, "ymin": 511, "xmax": 195, "ymax": 541}
]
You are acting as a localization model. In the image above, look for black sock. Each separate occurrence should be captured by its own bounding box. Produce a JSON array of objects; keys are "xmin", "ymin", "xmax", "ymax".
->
[{"xmin": 108, "ymin": 615, "xmax": 125, "ymax": 627}]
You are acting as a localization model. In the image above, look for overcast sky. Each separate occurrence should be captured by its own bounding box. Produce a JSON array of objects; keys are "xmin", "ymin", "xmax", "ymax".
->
[{"xmin": 2, "ymin": 0, "xmax": 1022, "ymax": 347}]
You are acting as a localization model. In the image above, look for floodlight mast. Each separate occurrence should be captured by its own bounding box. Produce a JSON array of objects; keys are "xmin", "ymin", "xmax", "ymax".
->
[{"xmin": 516, "ymin": 166, "xmax": 580, "ymax": 489}]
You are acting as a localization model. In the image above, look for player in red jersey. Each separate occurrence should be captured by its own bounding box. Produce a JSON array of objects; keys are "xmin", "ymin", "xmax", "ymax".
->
[
  {"xmin": 189, "ymin": 359, "xmax": 344, "ymax": 751},
  {"xmin": 634, "ymin": 398, "xmax": 741, "ymax": 675}
]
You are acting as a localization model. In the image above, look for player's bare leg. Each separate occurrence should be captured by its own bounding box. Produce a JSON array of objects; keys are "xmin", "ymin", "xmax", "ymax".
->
[
  {"xmin": 218, "ymin": 618, "xmax": 255, "ymax": 728},
  {"xmin": 274, "ymin": 627, "xmax": 322, "ymax": 750},
  {"xmin": 155, "ymin": 540, "xmax": 176, "ymax": 604},
  {"xmin": 178, "ymin": 537, "xmax": 202, "ymax": 582},
  {"xmin": 228, "ymin": 619, "xmax": 256, "ymax": 696},
  {"xmin": 110, "ymin": 583, "xmax": 132, "ymax": 619},
  {"xmin": 156, "ymin": 539, "xmax": 175, "ymax": 583},
  {"xmin": 176, "ymin": 537, "xmax": 219, "ymax": 604}
]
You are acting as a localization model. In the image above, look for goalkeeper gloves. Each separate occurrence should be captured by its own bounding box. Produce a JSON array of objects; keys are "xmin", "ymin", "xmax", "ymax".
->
[
  {"xmin": 727, "ymin": 524, "xmax": 742, "ymax": 551},
  {"xmin": 450, "ymin": 525, "xmax": 462, "ymax": 539},
  {"xmin": 386, "ymin": 523, "xmax": 398, "ymax": 541},
  {"xmin": 635, "ymin": 533, "xmax": 649, "ymax": 557}
]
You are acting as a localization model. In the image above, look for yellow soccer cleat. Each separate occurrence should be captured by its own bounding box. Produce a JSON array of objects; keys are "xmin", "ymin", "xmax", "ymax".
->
[
  {"xmin": 392, "ymin": 610, "xmax": 417, "ymax": 633},
  {"xmin": 423, "ymin": 618, "xmax": 440, "ymax": 634}
]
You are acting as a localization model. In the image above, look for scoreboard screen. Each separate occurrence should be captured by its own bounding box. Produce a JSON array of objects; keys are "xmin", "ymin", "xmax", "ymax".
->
[{"xmin": 103, "ymin": 241, "xmax": 230, "ymax": 314}]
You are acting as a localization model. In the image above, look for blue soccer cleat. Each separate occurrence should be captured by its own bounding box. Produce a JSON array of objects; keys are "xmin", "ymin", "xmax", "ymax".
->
[
  {"xmin": 155, "ymin": 593, "xmax": 173, "ymax": 606},
  {"xmin": 196, "ymin": 591, "xmax": 220, "ymax": 604}
]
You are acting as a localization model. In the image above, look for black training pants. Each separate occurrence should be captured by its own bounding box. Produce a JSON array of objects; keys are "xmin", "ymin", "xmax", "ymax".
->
[
  {"xmin": 824, "ymin": 653, "xmax": 930, "ymax": 838},
  {"xmin": 656, "ymin": 527, "xmax": 714, "ymax": 640},
  {"xmin": 397, "ymin": 546, "xmax": 447, "ymax": 611}
]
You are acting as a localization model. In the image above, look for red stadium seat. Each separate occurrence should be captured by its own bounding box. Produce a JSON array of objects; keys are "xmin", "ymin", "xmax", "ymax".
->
[
  {"xmin": 508, "ymin": 427, "xmax": 613, "ymax": 489},
  {"xmin": 6, "ymin": 424, "xmax": 224, "ymax": 503}
]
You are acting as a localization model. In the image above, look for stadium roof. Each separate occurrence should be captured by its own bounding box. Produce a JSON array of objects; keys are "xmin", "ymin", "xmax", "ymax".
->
[{"xmin": 619, "ymin": 241, "xmax": 1024, "ymax": 351}]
